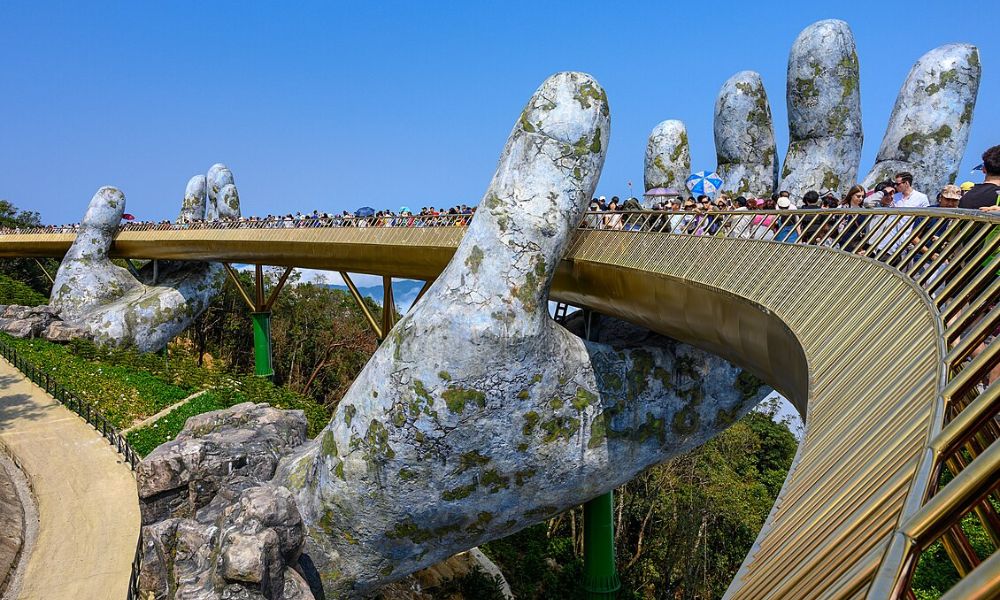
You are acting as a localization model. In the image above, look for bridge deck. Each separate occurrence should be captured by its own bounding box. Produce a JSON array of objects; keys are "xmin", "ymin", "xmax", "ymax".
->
[{"xmin": 2, "ymin": 209, "xmax": 997, "ymax": 599}]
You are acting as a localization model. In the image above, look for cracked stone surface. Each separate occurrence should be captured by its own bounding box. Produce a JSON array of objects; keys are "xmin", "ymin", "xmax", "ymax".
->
[
  {"xmin": 644, "ymin": 120, "xmax": 690, "ymax": 203},
  {"xmin": 262, "ymin": 71, "xmax": 770, "ymax": 598},
  {"xmin": 862, "ymin": 44, "xmax": 981, "ymax": 194},
  {"xmin": 780, "ymin": 19, "xmax": 863, "ymax": 200},
  {"xmin": 49, "ymin": 164, "xmax": 240, "ymax": 352},
  {"xmin": 714, "ymin": 71, "xmax": 779, "ymax": 197}
]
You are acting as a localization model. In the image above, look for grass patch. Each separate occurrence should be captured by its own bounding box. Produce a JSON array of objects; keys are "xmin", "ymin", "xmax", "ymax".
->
[{"xmin": 1, "ymin": 333, "xmax": 330, "ymax": 453}]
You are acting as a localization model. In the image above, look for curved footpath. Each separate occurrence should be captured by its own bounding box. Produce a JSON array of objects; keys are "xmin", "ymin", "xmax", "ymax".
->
[{"xmin": 0, "ymin": 357, "xmax": 139, "ymax": 600}]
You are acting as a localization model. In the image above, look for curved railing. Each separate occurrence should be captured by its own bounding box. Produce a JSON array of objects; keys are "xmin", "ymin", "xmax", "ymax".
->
[{"xmin": 2, "ymin": 209, "xmax": 998, "ymax": 599}]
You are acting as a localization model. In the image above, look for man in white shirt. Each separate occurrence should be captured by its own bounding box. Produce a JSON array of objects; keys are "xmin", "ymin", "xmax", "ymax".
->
[
  {"xmin": 877, "ymin": 171, "xmax": 927, "ymax": 255},
  {"xmin": 891, "ymin": 171, "xmax": 929, "ymax": 207}
]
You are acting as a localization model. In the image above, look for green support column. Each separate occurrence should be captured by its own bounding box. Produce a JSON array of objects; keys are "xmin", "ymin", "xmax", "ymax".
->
[
  {"xmin": 580, "ymin": 308, "xmax": 620, "ymax": 599},
  {"xmin": 583, "ymin": 491, "xmax": 621, "ymax": 599},
  {"xmin": 252, "ymin": 312, "xmax": 274, "ymax": 378}
]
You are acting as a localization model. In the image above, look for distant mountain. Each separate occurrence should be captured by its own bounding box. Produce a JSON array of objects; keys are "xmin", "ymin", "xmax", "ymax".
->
[{"xmin": 326, "ymin": 279, "xmax": 425, "ymax": 312}]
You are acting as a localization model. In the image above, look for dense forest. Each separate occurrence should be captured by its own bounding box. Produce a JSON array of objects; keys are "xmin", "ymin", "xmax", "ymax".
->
[{"xmin": 0, "ymin": 199, "xmax": 969, "ymax": 599}]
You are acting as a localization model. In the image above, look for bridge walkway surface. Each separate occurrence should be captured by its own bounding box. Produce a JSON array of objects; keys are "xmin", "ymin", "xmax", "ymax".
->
[{"xmin": 0, "ymin": 356, "xmax": 139, "ymax": 600}]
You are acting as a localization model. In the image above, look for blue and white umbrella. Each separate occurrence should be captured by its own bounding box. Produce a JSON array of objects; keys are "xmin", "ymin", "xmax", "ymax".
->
[{"xmin": 685, "ymin": 171, "xmax": 723, "ymax": 197}]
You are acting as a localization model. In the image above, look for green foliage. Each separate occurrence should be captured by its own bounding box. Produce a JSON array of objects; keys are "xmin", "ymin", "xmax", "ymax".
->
[
  {"xmin": 1, "ymin": 333, "xmax": 191, "ymax": 427},
  {"xmin": 183, "ymin": 270, "xmax": 378, "ymax": 409},
  {"xmin": 910, "ymin": 499, "xmax": 999, "ymax": 599},
  {"xmin": 126, "ymin": 381, "xmax": 329, "ymax": 456},
  {"xmin": 0, "ymin": 332, "xmax": 329, "ymax": 447},
  {"xmin": 482, "ymin": 522, "xmax": 585, "ymax": 599},
  {"xmin": 429, "ymin": 566, "xmax": 507, "ymax": 600},
  {"xmin": 0, "ymin": 273, "xmax": 48, "ymax": 306}
]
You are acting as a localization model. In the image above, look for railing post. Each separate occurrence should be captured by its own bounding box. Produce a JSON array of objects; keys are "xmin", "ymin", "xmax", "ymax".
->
[{"xmin": 251, "ymin": 312, "xmax": 274, "ymax": 378}]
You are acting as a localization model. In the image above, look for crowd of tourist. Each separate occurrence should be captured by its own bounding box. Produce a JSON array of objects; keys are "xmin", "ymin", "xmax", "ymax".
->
[{"xmin": 4, "ymin": 146, "xmax": 998, "ymax": 237}]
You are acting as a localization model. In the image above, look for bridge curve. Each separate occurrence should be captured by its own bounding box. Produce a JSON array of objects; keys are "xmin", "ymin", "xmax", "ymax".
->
[{"xmin": 2, "ymin": 209, "xmax": 997, "ymax": 599}]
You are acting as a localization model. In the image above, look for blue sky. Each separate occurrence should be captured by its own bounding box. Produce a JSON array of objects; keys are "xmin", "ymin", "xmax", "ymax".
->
[{"xmin": 1, "ymin": 1, "xmax": 995, "ymax": 224}]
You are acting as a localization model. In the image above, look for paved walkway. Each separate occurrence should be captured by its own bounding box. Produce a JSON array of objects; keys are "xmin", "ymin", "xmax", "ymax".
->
[{"xmin": 0, "ymin": 357, "xmax": 139, "ymax": 600}]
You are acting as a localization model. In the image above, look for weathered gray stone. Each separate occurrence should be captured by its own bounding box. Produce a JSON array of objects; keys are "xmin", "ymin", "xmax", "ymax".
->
[
  {"xmin": 137, "ymin": 403, "xmax": 307, "ymax": 525},
  {"xmin": 40, "ymin": 320, "xmax": 88, "ymax": 343},
  {"xmin": 49, "ymin": 165, "xmax": 242, "ymax": 352},
  {"xmin": 780, "ymin": 19, "xmax": 863, "ymax": 200},
  {"xmin": 714, "ymin": 71, "xmax": 778, "ymax": 197},
  {"xmin": 862, "ymin": 44, "xmax": 981, "ymax": 195},
  {"xmin": 644, "ymin": 120, "xmax": 690, "ymax": 205},
  {"xmin": 0, "ymin": 316, "xmax": 49, "ymax": 339},
  {"xmin": 270, "ymin": 71, "xmax": 768, "ymax": 598}
]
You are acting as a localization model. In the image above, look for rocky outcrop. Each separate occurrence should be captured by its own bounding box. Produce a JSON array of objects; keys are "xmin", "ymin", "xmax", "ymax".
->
[
  {"xmin": 48, "ymin": 165, "xmax": 239, "ymax": 352},
  {"xmin": 0, "ymin": 304, "xmax": 89, "ymax": 343},
  {"xmin": 137, "ymin": 403, "xmax": 307, "ymax": 525},
  {"xmin": 714, "ymin": 71, "xmax": 778, "ymax": 197},
  {"xmin": 137, "ymin": 403, "xmax": 313, "ymax": 600},
  {"xmin": 0, "ymin": 456, "xmax": 25, "ymax": 598},
  {"xmin": 862, "ymin": 44, "xmax": 981, "ymax": 195},
  {"xmin": 780, "ymin": 19, "xmax": 863, "ymax": 200}
]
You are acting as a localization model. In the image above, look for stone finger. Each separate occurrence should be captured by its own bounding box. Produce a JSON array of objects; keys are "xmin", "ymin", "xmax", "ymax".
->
[
  {"xmin": 862, "ymin": 44, "xmax": 981, "ymax": 194},
  {"xmin": 178, "ymin": 175, "xmax": 207, "ymax": 223},
  {"xmin": 781, "ymin": 19, "xmax": 862, "ymax": 200},
  {"xmin": 50, "ymin": 187, "xmax": 141, "ymax": 322},
  {"xmin": 215, "ymin": 183, "xmax": 242, "ymax": 221},
  {"xmin": 206, "ymin": 163, "xmax": 235, "ymax": 220},
  {"xmin": 425, "ymin": 71, "xmax": 610, "ymax": 331},
  {"xmin": 714, "ymin": 71, "xmax": 779, "ymax": 197},
  {"xmin": 644, "ymin": 120, "xmax": 690, "ymax": 204}
]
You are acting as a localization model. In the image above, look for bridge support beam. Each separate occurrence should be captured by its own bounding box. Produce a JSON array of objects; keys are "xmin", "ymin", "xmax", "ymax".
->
[
  {"xmin": 223, "ymin": 263, "xmax": 294, "ymax": 379},
  {"xmin": 579, "ymin": 310, "xmax": 621, "ymax": 599}
]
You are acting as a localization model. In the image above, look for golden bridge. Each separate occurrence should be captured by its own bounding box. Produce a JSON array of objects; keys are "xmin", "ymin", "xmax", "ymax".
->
[{"xmin": 2, "ymin": 208, "xmax": 998, "ymax": 599}]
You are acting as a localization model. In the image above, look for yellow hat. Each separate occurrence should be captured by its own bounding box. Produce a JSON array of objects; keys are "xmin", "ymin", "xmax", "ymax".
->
[{"xmin": 960, "ymin": 181, "xmax": 975, "ymax": 191}]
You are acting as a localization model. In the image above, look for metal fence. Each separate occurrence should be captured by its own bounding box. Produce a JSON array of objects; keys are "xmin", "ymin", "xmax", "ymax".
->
[{"xmin": 0, "ymin": 338, "xmax": 143, "ymax": 599}]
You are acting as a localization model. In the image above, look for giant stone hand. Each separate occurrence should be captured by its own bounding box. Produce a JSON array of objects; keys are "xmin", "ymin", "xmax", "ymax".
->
[
  {"xmin": 273, "ymin": 72, "xmax": 770, "ymax": 597},
  {"xmin": 49, "ymin": 164, "xmax": 240, "ymax": 351},
  {"xmin": 646, "ymin": 19, "xmax": 981, "ymax": 200}
]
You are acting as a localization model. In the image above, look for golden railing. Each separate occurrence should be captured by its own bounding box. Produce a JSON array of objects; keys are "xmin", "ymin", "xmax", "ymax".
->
[{"xmin": 2, "ymin": 209, "xmax": 998, "ymax": 599}]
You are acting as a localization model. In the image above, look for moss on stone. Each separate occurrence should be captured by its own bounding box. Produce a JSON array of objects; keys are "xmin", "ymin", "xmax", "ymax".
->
[
  {"xmin": 588, "ymin": 413, "xmax": 608, "ymax": 449},
  {"xmin": 522, "ymin": 411, "xmax": 540, "ymax": 436},
  {"xmin": 540, "ymin": 415, "xmax": 581, "ymax": 443},
  {"xmin": 481, "ymin": 469, "xmax": 509, "ymax": 492},
  {"xmin": 398, "ymin": 468, "xmax": 418, "ymax": 481},
  {"xmin": 573, "ymin": 387, "xmax": 596, "ymax": 411},
  {"xmin": 898, "ymin": 125, "xmax": 953, "ymax": 160},
  {"xmin": 342, "ymin": 404, "xmax": 356, "ymax": 427},
  {"xmin": 574, "ymin": 81, "xmax": 609, "ymax": 116},
  {"xmin": 386, "ymin": 519, "xmax": 434, "ymax": 543},
  {"xmin": 517, "ymin": 389, "xmax": 530, "ymax": 400},
  {"xmin": 442, "ymin": 483, "xmax": 478, "ymax": 501},
  {"xmin": 442, "ymin": 387, "xmax": 486, "ymax": 414},
  {"xmin": 550, "ymin": 397, "xmax": 564, "ymax": 410},
  {"xmin": 793, "ymin": 77, "xmax": 818, "ymax": 101},
  {"xmin": 321, "ymin": 431, "xmax": 338, "ymax": 457},
  {"xmin": 465, "ymin": 246, "xmax": 484, "ymax": 273},
  {"xmin": 518, "ymin": 109, "xmax": 536, "ymax": 133},
  {"xmin": 438, "ymin": 371, "xmax": 451, "ymax": 381},
  {"xmin": 514, "ymin": 468, "xmax": 536, "ymax": 486},
  {"xmin": 672, "ymin": 404, "xmax": 700, "ymax": 435},
  {"xmin": 456, "ymin": 450, "xmax": 491, "ymax": 473},
  {"xmin": 822, "ymin": 171, "xmax": 841, "ymax": 192},
  {"xmin": 925, "ymin": 69, "xmax": 958, "ymax": 95}
]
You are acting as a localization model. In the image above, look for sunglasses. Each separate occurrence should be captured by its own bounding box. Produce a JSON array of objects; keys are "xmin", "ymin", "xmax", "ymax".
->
[{"xmin": 683, "ymin": 204, "xmax": 696, "ymax": 209}]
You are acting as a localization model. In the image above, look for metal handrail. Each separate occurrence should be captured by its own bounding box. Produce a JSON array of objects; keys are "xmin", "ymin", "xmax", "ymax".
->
[{"xmin": 0, "ymin": 338, "xmax": 143, "ymax": 599}]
